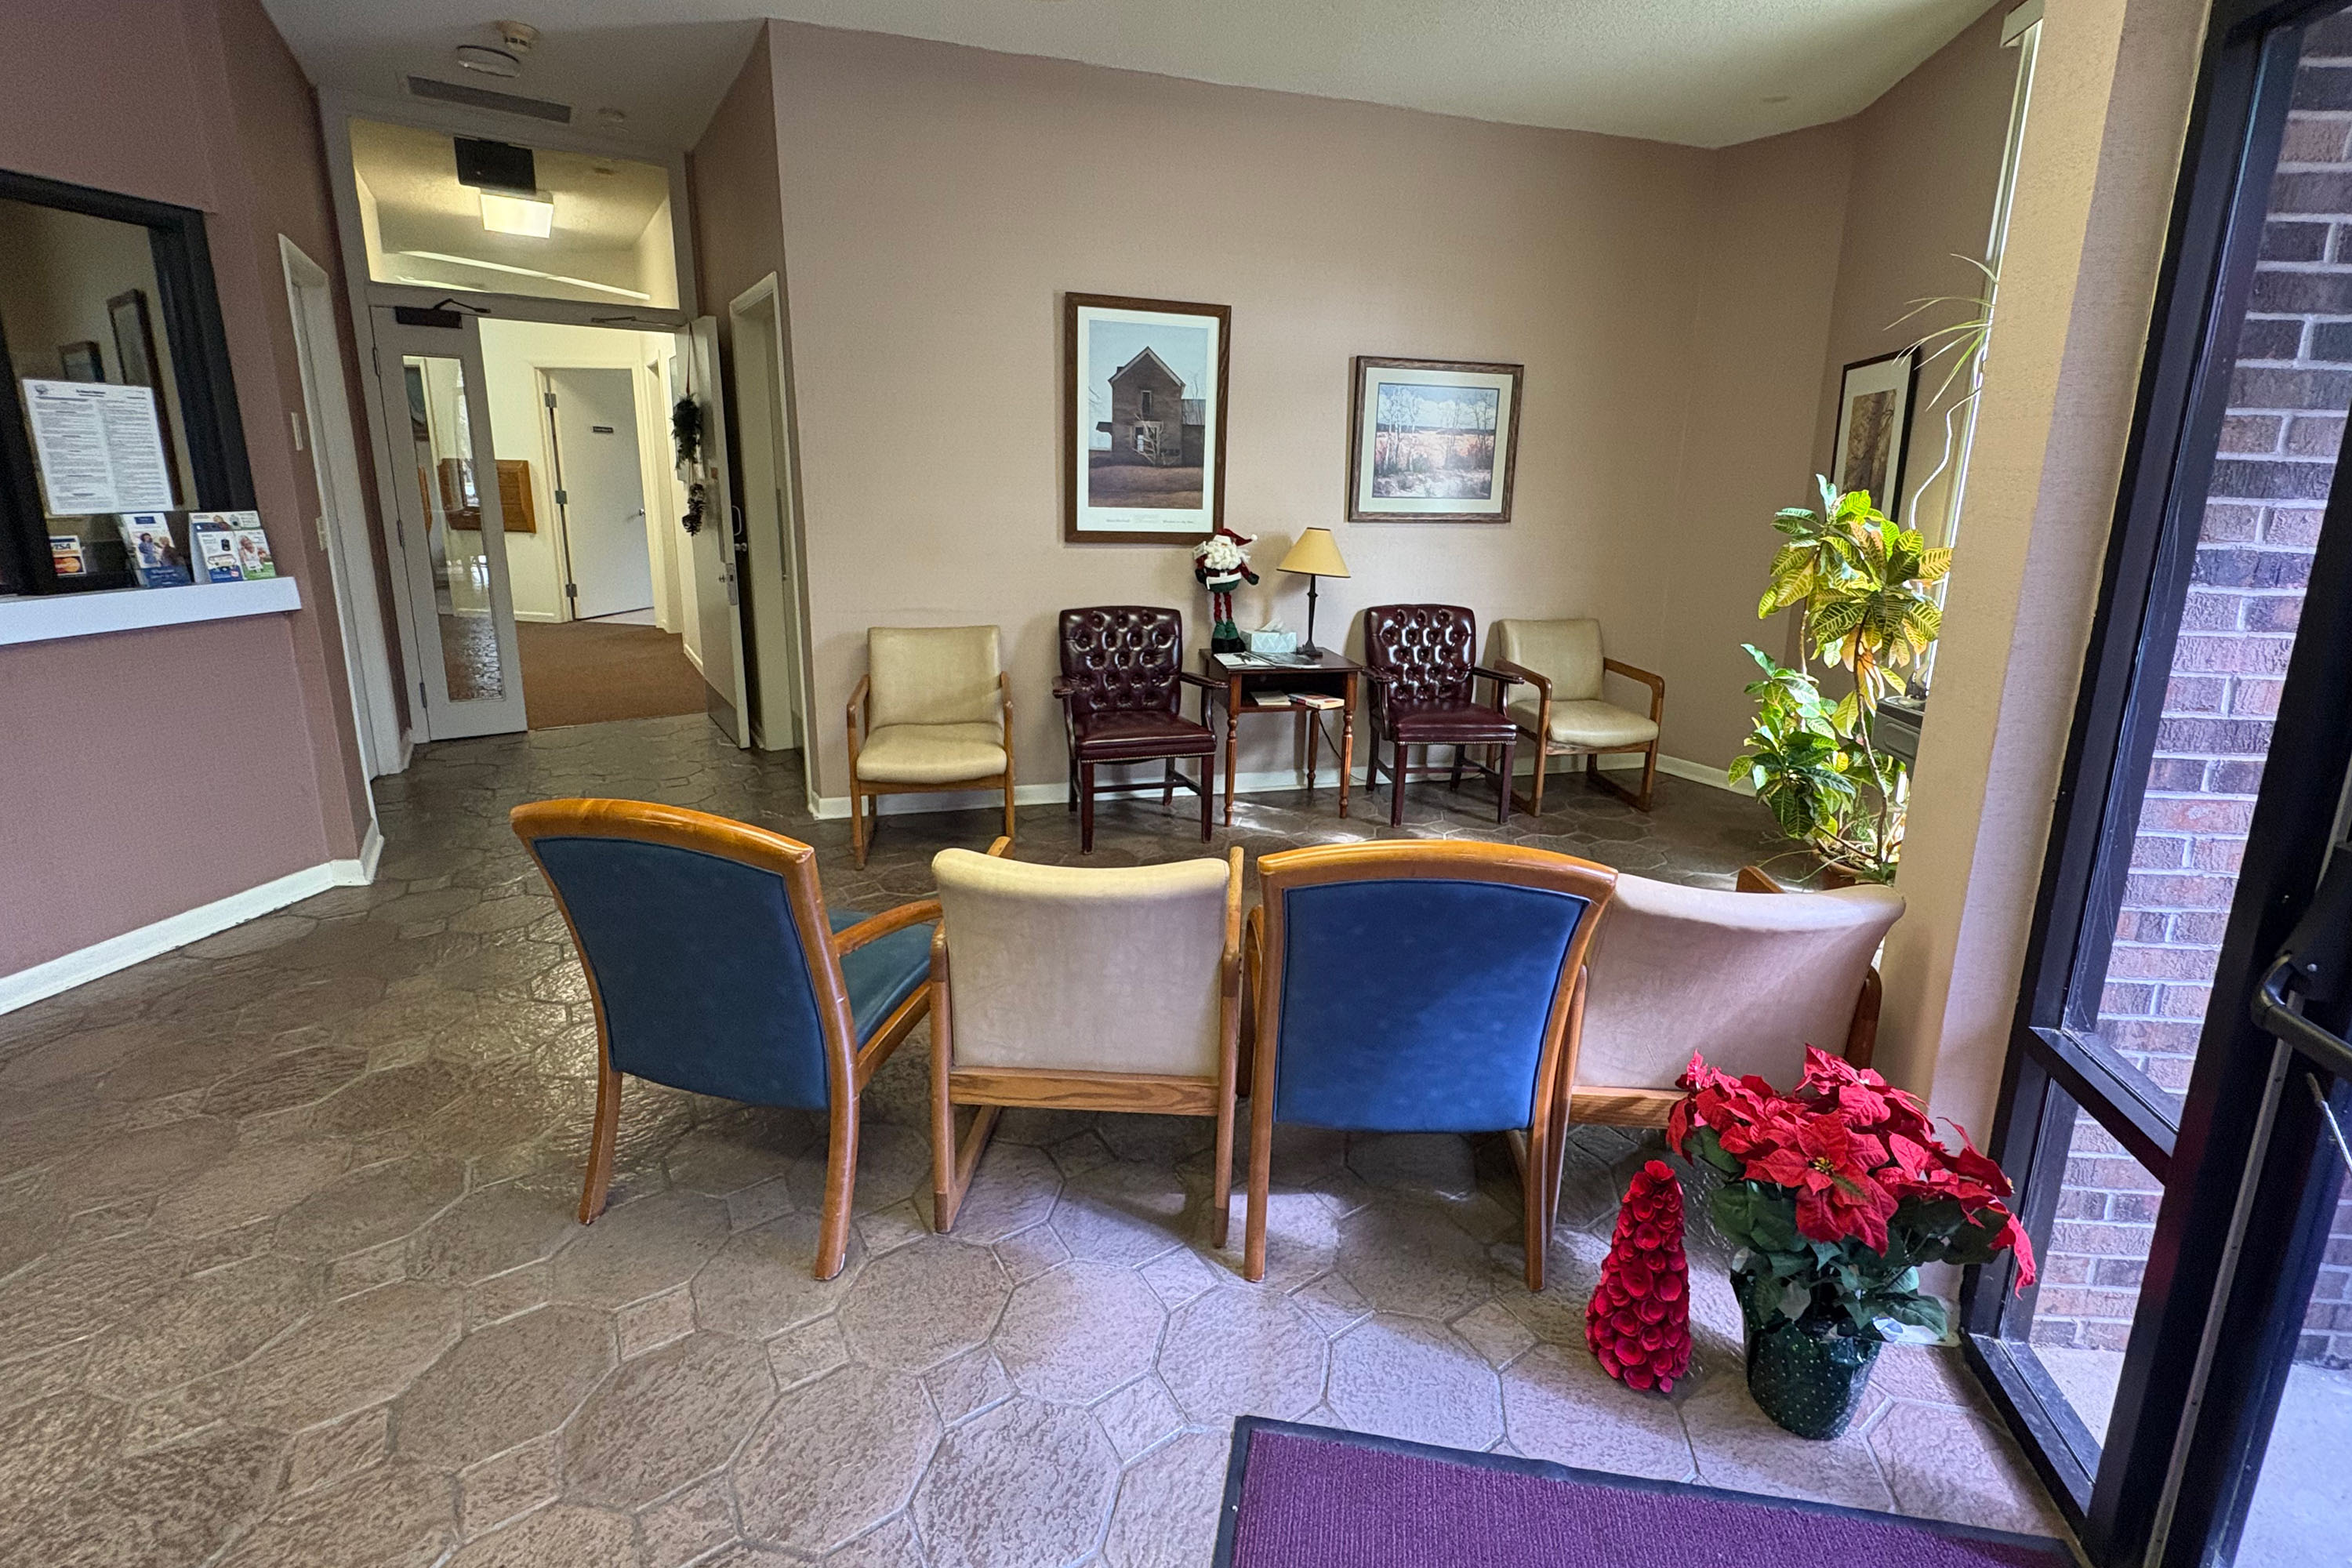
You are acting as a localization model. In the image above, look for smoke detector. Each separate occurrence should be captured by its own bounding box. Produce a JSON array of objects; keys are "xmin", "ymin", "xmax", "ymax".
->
[
  {"xmin": 456, "ymin": 45, "xmax": 521, "ymax": 78},
  {"xmin": 495, "ymin": 20, "xmax": 539, "ymax": 53}
]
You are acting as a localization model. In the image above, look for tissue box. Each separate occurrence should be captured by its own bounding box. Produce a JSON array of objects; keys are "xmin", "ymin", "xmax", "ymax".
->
[{"xmin": 1248, "ymin": 627, "xmax": 1298, "ymax": 654}]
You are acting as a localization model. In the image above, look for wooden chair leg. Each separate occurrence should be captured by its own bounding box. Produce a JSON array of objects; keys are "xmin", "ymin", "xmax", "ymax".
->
[
  {"xmin": 1211, "ymin": 1082, "xmax": 1235, "ymax": 1251},
  {"xmin": 850, "ymin": 779, "xmax": 868, "ymax": 869},
  {"xmin": 1080, "ymin": 763, "xmax": 1097, "ymax": 853},
  {"xmin": 1449, "ymin": 746, "xmax": 1465, "ymax": 790},
  {"xmin": 1200, "ymin": 748, "xmax": 1214, "ymax": 843},
  {"xmin": 815, "ymin": 1102, "xmax": 858, "ymax": 1280},
  {"xmin": 934, "ymin": 1102, "xmax": 1002, "ymax": 1233},
  {"xmin": 1390, "ymin": 740, "xmax": 1408, "ymax": 827},
  {"xmin": 1002, "ymin": 770, "xmax": 1016, "ymax": 844},
  {"xmin": 1243, "ymin": 1033, "xmax": 1276, "ymax": 1281},
  {"xmin": 1497, "ymin": 738, "xmax": 1516, "ymax": 824},
  {"xmin": 1636, "ymin": 742, "xmax": 1658, "ymax": 811},
  {"xmin": 1521, "ymin": 1117, "xmax": 1548, "ymax": 1293},
  {"xmin": 1163, "ymin": 757, "xmax": 1178, "ymax": 808},
  {"xmin": 577, "ymin": 1062, "xmax": 622, "ymax": 1223}
]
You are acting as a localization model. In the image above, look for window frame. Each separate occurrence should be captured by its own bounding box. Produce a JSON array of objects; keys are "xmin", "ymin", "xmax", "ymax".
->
[{"xmin": 0, "ymin": 167, "xmax": 254, "ymax": 595}]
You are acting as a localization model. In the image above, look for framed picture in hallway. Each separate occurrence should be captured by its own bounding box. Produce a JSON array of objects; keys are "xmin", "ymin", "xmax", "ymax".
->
[
  {"xmin": 1064, "ymin": 292, "xmax": 1230, "ymax": 543},
  {"xmin": 1347, "ymin": 357, "xmax": 1523, "ymax": 523},
  {"xmin": 1831, "ymin": 347, "xmax": 1918, "ymax": 517}
]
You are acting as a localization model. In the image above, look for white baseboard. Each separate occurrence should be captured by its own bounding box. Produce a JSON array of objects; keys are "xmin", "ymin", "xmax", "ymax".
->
[
  {"xmin": 0, "ymin": 822, "xmax": 385, "ymax": 1016},
  {"xmin": 682, "ymin": 641, "xmax": 704, "ymax": 673},
  {"xmin": 810, "ymin": 753, "xmax": 1744, "ymax": 820}
]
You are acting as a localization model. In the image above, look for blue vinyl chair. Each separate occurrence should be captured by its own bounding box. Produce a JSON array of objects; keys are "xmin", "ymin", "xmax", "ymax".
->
[
  {"xmin": 512, "ymin": 799, "xmax": 937, "ymax": 1279},
  {"xmin": 1240, "ymin": 840, "xmax": 1617, "ymax": 1290}
]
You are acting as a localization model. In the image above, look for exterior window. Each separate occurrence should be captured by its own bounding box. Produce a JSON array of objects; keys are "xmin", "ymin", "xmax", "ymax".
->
[{"xmin": 0, "ymin": 169, "xmax": 252, "ymax": 596}]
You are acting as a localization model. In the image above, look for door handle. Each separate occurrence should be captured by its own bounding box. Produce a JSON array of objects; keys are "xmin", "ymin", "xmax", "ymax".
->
[{"xmin": 2251, "ymin": 852, "xmax": 2352, "ymax": 1076}]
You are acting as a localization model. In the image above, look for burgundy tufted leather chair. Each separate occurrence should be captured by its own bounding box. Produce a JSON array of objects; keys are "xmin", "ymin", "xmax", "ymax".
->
[
  {"xmin": 1361, "ymin": 604, "xmax": 1521, "ymax": 826},
  {"xmin": 1054, "ymin": 606, "xmax": 1220, "ymax": 851}
]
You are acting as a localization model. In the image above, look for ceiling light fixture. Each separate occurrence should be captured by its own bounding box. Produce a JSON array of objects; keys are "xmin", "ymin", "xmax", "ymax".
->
[
  {"xmin": 479, "ymin": 190, "xmax": 555, "ymax": 238},
  {"xmin": 398, "ymin": 250, "xmax": 650, "ymax": 300}
]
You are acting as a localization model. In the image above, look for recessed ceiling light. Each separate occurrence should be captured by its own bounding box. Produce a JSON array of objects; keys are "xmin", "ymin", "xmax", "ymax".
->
[
  {"xmin": 456, "ymin": 45, "xmax": 522, "ymax": 78},
  {"xmin": 480, "ymin": 190, "xmax": 554, "ymax": 238}
]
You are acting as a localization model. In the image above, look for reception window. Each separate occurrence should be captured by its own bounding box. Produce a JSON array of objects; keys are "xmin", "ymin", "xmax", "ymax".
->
[{"xmin": 0, "ymin": 169, "xmax": 254, "ymax": 596}]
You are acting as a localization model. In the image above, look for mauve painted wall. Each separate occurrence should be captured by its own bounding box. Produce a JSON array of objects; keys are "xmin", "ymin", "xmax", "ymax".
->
[{"xmin": 0, "ymin": 0, "xmax": 377, "ymax": 977}]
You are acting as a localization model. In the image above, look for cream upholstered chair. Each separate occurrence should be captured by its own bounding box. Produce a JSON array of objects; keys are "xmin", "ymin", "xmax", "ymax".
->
[
  {"xmin": 1559, "ymin": 866, "xmax": 1904, "ymax": 1134},
  {"xmin": 1490, "ymin": 619, "xmax": 1664, "ymax": 814},
  {"xmin": 927, "ymin": 840, "xmax": 1243, "ymax": 1244},
  {"xmin": 846, "ymin": 626, "xmax": 1014, "ymax": 868}
]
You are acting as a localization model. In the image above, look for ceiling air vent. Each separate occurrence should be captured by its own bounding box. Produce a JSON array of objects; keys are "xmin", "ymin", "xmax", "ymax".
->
[{"xmin": 405, "ymin": 75, "xmax": 572, "ymax": 124}]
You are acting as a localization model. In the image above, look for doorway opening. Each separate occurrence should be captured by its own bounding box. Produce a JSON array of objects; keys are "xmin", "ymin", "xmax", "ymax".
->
[{"xmin": 474, "ymin": 317, "xmax": 702, "ymax": 730}]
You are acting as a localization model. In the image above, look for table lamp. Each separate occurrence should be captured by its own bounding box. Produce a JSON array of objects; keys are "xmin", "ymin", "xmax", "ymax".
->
[{"xmin": 1278, "ymin": 528, "xmax": 1350, "ymax": 658}]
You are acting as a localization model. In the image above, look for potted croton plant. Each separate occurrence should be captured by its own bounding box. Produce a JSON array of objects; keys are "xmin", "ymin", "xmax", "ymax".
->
[{"xmin": 1670, "ymin": 1047, "xmax": 2034, "ymax": 1439}]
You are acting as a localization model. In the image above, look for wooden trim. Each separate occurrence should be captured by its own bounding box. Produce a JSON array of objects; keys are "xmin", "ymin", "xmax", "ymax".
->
[
  {"xmin": 1063, "ymin": 292, "xmax": 1231, "ymax": 545},
  {"xmin": 1243, "ymin": 840, "xmax": 1616, "ymax": 1287},
  {"xmin": 1569, "ymin": 1086, "xmax": 1685, "ymax": 1129},
  {"xmin": 1345, "ymin": 356, "xmax": 1524, "ymax": 524},
  {"xmin": 949, "ymin": 1067, "xmax": 1221, "ymax": 1114}
]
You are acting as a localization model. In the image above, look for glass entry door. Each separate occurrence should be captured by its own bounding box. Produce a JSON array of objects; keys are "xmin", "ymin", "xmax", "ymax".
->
[
  {"xmin": 1965, "ymin": 5, "xmax": 2352, "ymax": 1563},
  {"xmin": 371, "ymin": 307, "xmax": 525, "ymax": 739}
]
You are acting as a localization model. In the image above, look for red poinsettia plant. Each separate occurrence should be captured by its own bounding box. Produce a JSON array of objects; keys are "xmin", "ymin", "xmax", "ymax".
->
[{"xmin": 1670, "ymin": 1047, "xmax": 2034, "ymax": 1345}]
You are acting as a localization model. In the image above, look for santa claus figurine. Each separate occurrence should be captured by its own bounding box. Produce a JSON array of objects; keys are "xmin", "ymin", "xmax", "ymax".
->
[{"xmin": 1192, "ymin": 526, "xmax": 1259, "ymax": 653}]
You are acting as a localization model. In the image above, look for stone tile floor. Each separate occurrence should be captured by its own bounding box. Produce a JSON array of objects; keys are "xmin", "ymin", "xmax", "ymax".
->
[{"xmin": 0, "ymin": 715, "xmax": 2067, "ymax": 1566}]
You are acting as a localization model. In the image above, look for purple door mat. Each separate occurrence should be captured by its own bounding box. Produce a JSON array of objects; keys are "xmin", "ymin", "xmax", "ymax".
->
[{"xmin": 1212, "ymin": 1418, "xmax": 2079, "ymax": 1568}]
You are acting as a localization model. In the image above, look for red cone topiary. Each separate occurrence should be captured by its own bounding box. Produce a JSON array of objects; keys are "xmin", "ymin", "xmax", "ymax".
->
[{"xmin": 1586, "ymin": 1159, "xmax": 1693, "ymax": 1392}]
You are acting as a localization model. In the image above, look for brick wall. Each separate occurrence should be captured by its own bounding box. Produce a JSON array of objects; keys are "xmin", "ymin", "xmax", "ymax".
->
[{"xmin": 2030, "ymin": 20, "xmax": 2346, "ymax": 1365}]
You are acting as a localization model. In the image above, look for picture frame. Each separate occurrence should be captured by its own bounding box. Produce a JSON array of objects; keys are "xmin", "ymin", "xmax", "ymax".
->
[
  {"xmin": 1347, "ymin": 357, "xmax": 1523, "ymax": 523},
  {"xmin": 1831, "ymin": 347, "xmax": 1919, "ymax": 518},
  {"xmin": 58, "ymin": 340, "xmax": 104, "ymax": 382},
  {"xmin": 1064, "ymin": 292, "xmax": 1230, "ymax": 543},
  {"xmin": 107, "ymin": 289, "xmax": 160, "ymax": 390}
]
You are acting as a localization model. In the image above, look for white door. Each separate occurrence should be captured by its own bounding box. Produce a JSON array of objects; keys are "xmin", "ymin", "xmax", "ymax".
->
[
  {"xmin": 680, "ymin": 319, "xmax": 752, "ymax": 747},
  {"xmin": 728, "ymin": 277, "xmax": 805, "ymax": 750},
  {"xmin": 370, "ymin": 306, "xmax": 528, "ymax": 739},
  {"xmin": 543, "ymin": 368, "xmax": 654, "ymax": 621}
]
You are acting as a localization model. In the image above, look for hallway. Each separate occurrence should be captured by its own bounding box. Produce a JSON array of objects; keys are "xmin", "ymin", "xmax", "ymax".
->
[{"xmin": 0, "ymin": 718, "xmax": 2060, "ymax": 1566}]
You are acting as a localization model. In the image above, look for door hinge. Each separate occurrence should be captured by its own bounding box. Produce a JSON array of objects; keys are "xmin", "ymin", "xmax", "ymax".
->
[
  {"xmin": 565, "ymin": 583, "xmax": 577, "ymax": 599},
  {"xmin": 417, "ymin": 680, "xmax": 429, "ymax": 709},
  {"xmin": 543, "ymin": 392, "xmax": 557, "ymax": 409},
  {"xmin": 371, "ymin": 344, "xmax": 379, "ymax": 376},
  {"xmin": 554, "ymin": 488, "xmax": 568, "ymax": 506}
]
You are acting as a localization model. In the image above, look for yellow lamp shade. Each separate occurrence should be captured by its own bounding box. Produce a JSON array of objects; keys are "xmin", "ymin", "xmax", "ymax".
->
[{"xmin": 1278, "ymin": 528, "xmax": 1350, "ymax": 578}]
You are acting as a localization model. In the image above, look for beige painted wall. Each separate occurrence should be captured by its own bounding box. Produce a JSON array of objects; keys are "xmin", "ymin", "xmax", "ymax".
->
[
  {"xmin": 753, "ymin": 20, "xmax": 1911, "ymax": 801},
  {"xmin": 1878, "ymin": 0, "xmax": 2210, "ymax": 1133}
]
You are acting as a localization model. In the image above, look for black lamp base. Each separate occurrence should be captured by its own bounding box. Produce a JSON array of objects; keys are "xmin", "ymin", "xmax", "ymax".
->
[{"xmin": 1298, "ymin": 575, "xmax": 1323, "ymax": 659}]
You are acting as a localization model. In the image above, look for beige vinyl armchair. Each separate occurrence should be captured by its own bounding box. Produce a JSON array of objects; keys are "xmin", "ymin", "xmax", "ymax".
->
[
  {"xmin": 846, "ymin": 626, "xmax": 1014, "ymax": 869},
  {"xmin": 1490, "ymin": 619, "xmax": 1665, "ymax": 814},
  {"xmin": 1559, "ymin": 866, "xmax": 1904, "ymax": 1134},
  {"xmin": 927, "ymin": 840, "xmax": 1245, "ymax": 1244}
]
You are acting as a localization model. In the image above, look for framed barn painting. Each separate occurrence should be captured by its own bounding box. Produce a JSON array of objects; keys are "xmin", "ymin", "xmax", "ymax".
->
[
  {"xmin": 1347, "ymin": 357, "xmax": 1523, "ymax": 523},
  {"xmin": 1831, "ymin": 347, "xmax": 1918, "ymax": 518},
  {"xmin": 1064, "ymin": 293, "xmax": 1230, "ymax": 543}
]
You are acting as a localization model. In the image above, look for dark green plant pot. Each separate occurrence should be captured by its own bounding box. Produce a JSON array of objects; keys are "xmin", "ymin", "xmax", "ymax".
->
[{"xmin": 1736, "ymin": 1272, "xmax": 1882, "ymax": 1439}]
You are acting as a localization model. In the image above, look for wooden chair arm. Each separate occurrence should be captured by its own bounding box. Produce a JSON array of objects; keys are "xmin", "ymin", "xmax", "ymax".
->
[
  {"xmin": 985, "ymin": 837, "xmax": 1012, "ymax": 857},
  {"xmin": 1471, "ymin": 663, "xmax": 1525, "ymax": 687},
  {"xmin": 832, "ymin": 898, "xmax": 941, "ymax": 956},
  {"xmin": 1490, "ymin": 659, "xmax": 1550, "ymax": 696},
  {"xmin": 846, "ymin": 673, "xmax": 871, "ymax": 757},
  {"xmin": 1177, "ymin": 670, "xmax": 1222, "ymax": 690},
  {"xmin": 1603, "ymin": 658, "xmax": 1666, "ymax": 722},
  {"xmin": 997, "ymin": 670, "xmax": 1014, "ymax": 723},
  {"xmin": 1734, "ymin": 865, "xmax": 1788, "ymax": 894}
]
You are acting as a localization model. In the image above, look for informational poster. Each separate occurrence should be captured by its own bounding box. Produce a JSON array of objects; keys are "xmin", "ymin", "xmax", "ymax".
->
[{"xmin": 21, "ymin": 379, "xmax": 175, "ymax": 514}]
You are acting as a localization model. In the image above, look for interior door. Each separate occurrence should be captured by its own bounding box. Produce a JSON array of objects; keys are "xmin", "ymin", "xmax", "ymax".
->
[
  {"xmin": 370, "ymin": 307, "xmax": 525, "ymax": 739},
  {"xmin": 543, "ymin": 368, "xmax": 653, "ymax": 621},
  {"xmin": 680, "ymin": 318, "xmax": 751, "ymax": 747}
]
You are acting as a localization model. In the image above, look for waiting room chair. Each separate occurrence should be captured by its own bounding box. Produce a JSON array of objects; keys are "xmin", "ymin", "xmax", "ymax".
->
[
  {"xmin": 1362, "ymin": 604, "xmax": 1522, "ymax": 826},
  {"xmin": 1241, "ymin": 840, "xmax": 1617, "ymax": 1290},
  {"xmin": 1054, "ymin": 605, "xmax": 1218, "ymax": 853},
  {"xmin": 1562, "ymin": 865, "xmax": 1903, "ymax": 1134},
  {"xmin": 847, "ymin": 626, "xmax": 1014, "ymax": 869},
  {"xmin": 928, "ymin": 838, "xmax": 1243, "ymax": 1244},
  {"xmin": 512, "ymin": 799, "xmax": 936, "ymax": 1280},
  {"xmin": 1490, "ymin": 618, "xmax": 1665, "ymax": 814}
]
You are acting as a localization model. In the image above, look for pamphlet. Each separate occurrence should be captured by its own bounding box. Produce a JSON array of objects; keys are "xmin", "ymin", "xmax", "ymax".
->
[
  {"xmin": 233, "ymin": 526, "xmax": 275, "ymax": 580},
  {"xmin": 49, "ymin": 535, "xmax": 85, "ymax": 575},
  {"xmin": 23, "ymin": 379, "xmax": 174, "ymax": 513},
  {"xmin": 192, "ymin": 522, "xmax": 242, "ymax": 583},
  {"xmin": 118, "ymin": 513, "xmax": 191, "ymax": 588}
]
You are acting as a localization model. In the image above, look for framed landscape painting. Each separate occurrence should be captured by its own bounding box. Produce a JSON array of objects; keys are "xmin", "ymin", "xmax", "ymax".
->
[
  {"xmin": 1348, "ymin": 357, "xmax": 1522, "ymax": 523},
  {"xmin": 1065, "ymin": 292, "xmax": 1230, "ymax": 543},
  {"xmin": 1831, "ymin": 347, "xmax": 1918, "ymax": 518}
]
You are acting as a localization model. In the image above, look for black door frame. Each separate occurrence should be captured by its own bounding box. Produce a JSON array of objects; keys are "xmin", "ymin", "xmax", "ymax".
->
[{"xmin": 1959, "ymin": 2, "xmax": 2352, "ymax": 1563}]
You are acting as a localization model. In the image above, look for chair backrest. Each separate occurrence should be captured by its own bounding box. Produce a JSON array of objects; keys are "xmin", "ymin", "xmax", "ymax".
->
[
  {"xmin": 1058, "ymin": 606, "xmax": 1185, "ymax": 717},
  {"xmin": 869, "ymin": 626, "xmax": 1002, "ymax": 728},
  {"xmin": 512, "ymin": 800, "xmax": 852, "ymax": 1111},
  {"xmin": 1494, "ymin": 619, "xmax": 1604, "ymax": 703},
  {"xmin": 1575, "ymin": 873, "xmax": 1904, "ymax": 1092},
  {"xmin": 1254, "ymin": 841, "xmax": 1615, "ymax": 1134},
  {"xmin": 1363, "ymin": 604, "xmax": 1479, "ymax": 706},
  {"xmin": 933, "ymin": 848, "xmax": 1233, "ymax": 1077}
]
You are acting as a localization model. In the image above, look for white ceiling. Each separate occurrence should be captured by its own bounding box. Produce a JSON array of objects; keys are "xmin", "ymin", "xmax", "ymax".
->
[{"xmin": 263, "ymin": 0, "xmax": 1997, "ymax": 154}]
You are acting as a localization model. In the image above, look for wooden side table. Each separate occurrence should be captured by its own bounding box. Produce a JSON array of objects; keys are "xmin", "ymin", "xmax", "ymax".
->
[{"xmin": 1200, "ymin": 650, "xmax": 1363, "ymax": 824}]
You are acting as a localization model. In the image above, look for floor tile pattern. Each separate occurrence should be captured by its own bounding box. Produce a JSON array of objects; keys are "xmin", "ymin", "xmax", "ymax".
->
[{"xmin": 0, "ymin": 716, "xmax": 2065, "ymax": 1564}]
